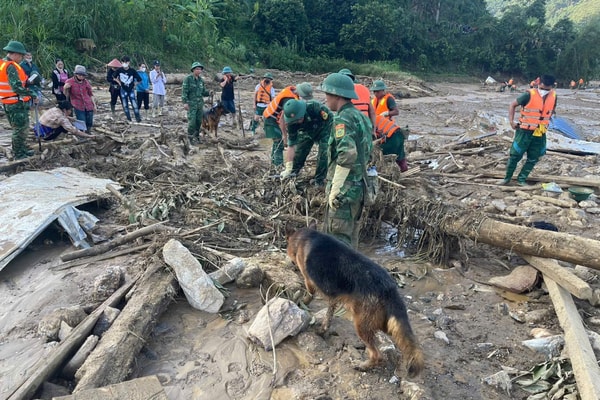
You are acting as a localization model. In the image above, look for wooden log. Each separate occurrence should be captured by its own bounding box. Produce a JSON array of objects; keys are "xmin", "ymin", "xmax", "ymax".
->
[
  {"xmin": 522, "ymin": 255, "xmax": 593, "ymax": 301},
  {"xmin": 530, "ymin": 194, "xmax": 576, "ymax": 208},
  {"xmin": 73, "ymin": 264, "xmax": 178, "ymax": 392},
  {"xmin": 481, "ymin": 171, "xmax": 600, "ymax": 189},
  {"xmin": 544, "ymin": 277, "xmax": 600, "ymax": 400},
  {"xmin": 444, "ymin": 216, "xmax": 600, "ymax": 271},
  {"xmin": 6, "ymin": 278, "xmax": 138, "ymax": 400},
  {"xmin": 60, "ymin": 222, "xmax": 172, "ymax": 262}
]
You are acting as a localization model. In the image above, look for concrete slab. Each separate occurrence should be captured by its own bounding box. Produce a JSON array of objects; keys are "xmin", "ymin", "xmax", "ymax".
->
[
  {"xmin": 0, "ymin": 167, "xmax": 119, "ymax": 271},
  {"xmin": 53, "ymin": 375, "xmax": 168, "ymax": 400}
]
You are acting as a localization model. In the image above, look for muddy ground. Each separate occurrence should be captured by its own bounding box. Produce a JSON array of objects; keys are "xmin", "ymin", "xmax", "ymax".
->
[{"xmin": 1, "ymin": 71, "xmax": 600, "ymax": 400}]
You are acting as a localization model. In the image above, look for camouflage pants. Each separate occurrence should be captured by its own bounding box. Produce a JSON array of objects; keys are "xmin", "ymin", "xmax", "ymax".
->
[
  {"xmin": 187, "ymin": 103, "xmax": 204, "ymax": 142},
  {"xmin": 5, "ymin": 102, "xmax": 31, "ymax": 158},
  {"xmin": 264, "ymin": 117, "xmax": 283, "ymax": 166},
  {"xmin": 324, "ymin": 182, "xmax": 364, "ymax": 248},
  {"xmin": 293, "ymin": 130, "xmax": 328, "ymax": 184}
]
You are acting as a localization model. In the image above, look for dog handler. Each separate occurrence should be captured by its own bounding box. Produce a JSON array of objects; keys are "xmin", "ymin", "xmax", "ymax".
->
[
  {"xmin": 182, "ymin": 62, "xmax": 210, "ymax": 144},
  {"xmin": 320, "ymin": 73, "xmax": 372, "ymax": 248}
]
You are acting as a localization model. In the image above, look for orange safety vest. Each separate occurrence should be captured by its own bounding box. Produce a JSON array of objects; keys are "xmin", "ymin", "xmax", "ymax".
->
[
  {"xmin": 255, "ymin": 80, "xmax": 273, "ymax": 105},
  {"xmin": 508, "ymin": 79, "xmax": 514, "ymax": 86},
  {"xmin": 579, "ymin": 78, "xmax": 584, "ymax": 85},
  {"xmin": 0, "ymin": 60, "xmax": 31, "ymax": 104},
  {"xmin": 518, "ymin": 89, "xmax": 556, "ymax": 131},
  {"xmin": 352, "ymin": 84, "xmax": 371, "ymax": 117},
  {"xmin": 371, "ymin": 93, "xmax": 394, "ymax": 116},
  {"xmin": 263, "ymin": 86, "xmax": 298, "ymax": 121},
  {"xmin": 374, "ymin": 115, "xmax": 400, "ymax": 139}
]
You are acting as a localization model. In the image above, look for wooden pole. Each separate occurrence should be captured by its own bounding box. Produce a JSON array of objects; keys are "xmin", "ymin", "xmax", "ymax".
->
[
  {"xmin": 6, "ymin": 278, "xmax": 138, "ymax": 400},
  {"xmin": 73, "ymin": 264, "xmax": 178, "ymax": 391},
  {"xmin": 522, "ymin": 255, "xmax": 593, "ymax": 301},
  {"xmin": 545, "ymin": 277, "xmax": 600, "ymax": 400}
]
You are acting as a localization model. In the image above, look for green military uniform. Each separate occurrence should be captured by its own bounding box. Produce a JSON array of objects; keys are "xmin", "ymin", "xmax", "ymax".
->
[
  {"xmin": 287, "ymin": 100, "xmax": 333, "ymax": 184},
  {"xmin": 181, "ymin": 63, "xmax": 209, "ymax": 143},
  {"xmin": 505, "ymin": 91, "xmax": 550, "ymax": 185},
  {"xmin": 2, "ymin": 43, "xmax": 37, "ymax": 159},
  {"xmin": 264, "ymin": 116, "xmax": 285, "ymax": 165},
  {"xmin": 325, "ymin": 102, "xmax": 373, "ymax": 247}
]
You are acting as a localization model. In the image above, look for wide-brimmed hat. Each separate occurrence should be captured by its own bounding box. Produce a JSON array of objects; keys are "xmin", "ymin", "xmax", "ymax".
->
[
  {"xmin": 338, "ymin": 68, "xmax": 356, "ymax": 82},
  {"xmin": 296, "ymin": 82, "xmax": 313, "ymax": 100},
  {"xmin": 74, "ymin": 65, "xmax": 88, "ymax": 76},
  {"xmin": 3, "ymin": 40, "xmax": 27, "ymax": 54},
  {"xmin": 319, "ymin": 73, "xmax": 358, "ymax": 100},
  {"xmin": 222, "ymin": 66, "xmax": 232, "ymax": 74},
  {"xmin": 107, "ymin": 58, "xmax": 122, "ymax": 68},
  {"xmin": 191, "ymin": 62, "xmax": 204, "ymax": 71},
  {"xmin": 263, "ymin": 72, "xmax": 274, "ymax": 80},
  {"xmin": 370, "ymin": 80, "xmax": 387, "ymax": 91}
]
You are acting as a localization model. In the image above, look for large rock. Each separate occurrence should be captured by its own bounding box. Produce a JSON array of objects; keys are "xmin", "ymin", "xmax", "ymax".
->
[
  {"xmin": 37, "ymin": 305, "xmax": 87, "ymax": 342},
  {"xmin": 247, "ymin": 297, "xmax": 310, "ymax": 351},
  {"xmin": 162, "ymin": 239, "xmax": 224, "ymax": 313},
  {"xmin": 488, "ymin": 265, "xmax": 539, "ymax": 293}
]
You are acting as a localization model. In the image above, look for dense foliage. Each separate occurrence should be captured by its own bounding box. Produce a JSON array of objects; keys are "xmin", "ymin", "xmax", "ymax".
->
[{"xmin": 1, "ymin": 0, "xmax": 598, "ymax": 82}]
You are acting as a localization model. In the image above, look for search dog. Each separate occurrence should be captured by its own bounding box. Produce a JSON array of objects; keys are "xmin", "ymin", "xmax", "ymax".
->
[
  {"xmin": 286, "ymin": 224, "xmax": 424, "ymax": 377},
  {"xmin": 201, "ymin": 101, "xmax": 227, "ymax": 138}
]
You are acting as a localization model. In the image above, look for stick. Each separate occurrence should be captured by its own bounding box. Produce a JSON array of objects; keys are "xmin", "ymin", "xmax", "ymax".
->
[
  {"xmin": 60, "ymin": 222, "xmax": 172, "ymax": 262},
  {"xmin": 6, "ymin": 277, "xmax": 138, "ymax": 400},
  {"xmin": 51, "ymin": 243, "xmax": 151, "ymax": 271},
  {"xmin": 544, "ymin": 277, "xmax": 600, "ymax": 400},
  {"xmin": 237, "ymin": 86, "xmax": 245, "ymax": 137},
  {"xmin": 522, "ymin": 255, "xmax": 593, "ymax": 301},
  {"xmin": 377, "ymin": 175, "xmax": 406, "ymax": 189}
]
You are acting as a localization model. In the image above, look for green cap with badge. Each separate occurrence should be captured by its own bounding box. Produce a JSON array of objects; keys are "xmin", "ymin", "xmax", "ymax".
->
[
  {"xmin": 320, "ymin": 73, "xmax": 358, "ymax": 100},
  {"xmin": 191, "ymin": 62, "xmax": 204, "ymax": 71},
  {"xmin": 283, "ymin": 99, "xmax": 307, "ymax": 124},
  {"xmin": 3, "ymin": 40, "xmax": 27, "ymax": 54},
  {"xmin": 370, "ymin": 80, "xmax": 387, "ymax": 91}
]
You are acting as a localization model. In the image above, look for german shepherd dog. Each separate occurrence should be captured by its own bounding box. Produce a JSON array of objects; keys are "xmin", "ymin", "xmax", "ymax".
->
[
  {"xmin": 201, "ymin": 101, "xmax": 227, "ymax": 138},
  {"xmin": 286, "ymin": 225, "xmax": 424, "ymax": 377}
]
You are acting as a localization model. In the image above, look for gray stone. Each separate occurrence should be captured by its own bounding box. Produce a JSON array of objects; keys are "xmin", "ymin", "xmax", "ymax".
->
[
  {"xmin": 247, "ymin": 297, "xmax": 310, "ymax": 350},
  {"xmin": 236, "ymin": 263, "xmax": 264, "ymax": 288},
  {"xmin": 162, "ymin": 239, "xmax": 224, "ymax": 313},
  {"xmin": 38, "ymin": 305, "xmax": 87, "ymax": 342},
  {"xmin": 209, "ymin": 257, "xmax": 246, "ymax": 284},
  {"xmin": 92, "ymin": 265, "xmax": 124, "ymax": 303}
]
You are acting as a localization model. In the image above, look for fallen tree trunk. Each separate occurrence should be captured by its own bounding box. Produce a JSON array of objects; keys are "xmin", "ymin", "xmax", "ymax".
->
[
  {"xmin": 73, "ymin": 262, "xmax": 178, "ymax": 392},
  {"xmin": 443, "ymin": 216, "xmax": 600, "ymax": 271},
  {"xmin": 6, "ymin": 278, "xmax": 138, "ymax": 400},
  {"xmin": 481, "ymin": 171, "xmax": 600, "ymax": 188}
]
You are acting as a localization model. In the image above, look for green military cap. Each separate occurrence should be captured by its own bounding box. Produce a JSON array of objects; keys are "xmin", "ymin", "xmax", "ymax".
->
[
  {"xmin": 3, "ymin": 40, "xmax": 27, "ymax": 54},
  {"xmin": 338, "ymin": 68, "xmax": 356, "ymax": 82},
  {"xmin": 283, "ymin": 99, "xmax": 307, "ymax": 124},
  {"xmin": 296, "ymin": 82, "xmax": 313, "ymax": 100},
  {"xmin": 370, "ymin": 80, "xmax": 387, "ymax": 91},
  {"xmin": 320, "ymin": 73, "xmax": 358, "ymax": 100},
  {"xmin": 263, "ymin": 72, "xmax": 274, "ymax": 79},
  {"xmin": 191, "ymin": 62, "xmax": 204, "ymax": 71}
]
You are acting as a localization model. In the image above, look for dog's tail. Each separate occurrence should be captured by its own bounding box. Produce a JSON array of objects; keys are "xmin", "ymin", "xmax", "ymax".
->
[{"xmin": 386, "ymin": 302, "xmax": 424, "ymax": 377}]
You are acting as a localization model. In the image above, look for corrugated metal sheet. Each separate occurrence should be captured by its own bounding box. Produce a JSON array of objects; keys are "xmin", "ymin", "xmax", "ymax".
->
[{"xmin": 0, "ymin": 167, "xmax": 119, "ymax": 271}]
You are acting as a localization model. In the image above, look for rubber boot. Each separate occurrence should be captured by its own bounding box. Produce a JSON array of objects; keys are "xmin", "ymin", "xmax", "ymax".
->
[
  {"xmin": 152, "ymin": 107, "xmax": 156, "ymax": 118},
  {"xmin": 110, "ymin": 104, "xmax": 116, "ymax": 119},
  {"xmin": 396, "ymin": 158, "xmax": 409, "ymax": 172},
  {"xmin": 517, "ymin": 159, "xmax": 536, "ymax": 185},
  {"xmin": 159, "ymin": 106, "xmax": 163, "ymax": 116}
]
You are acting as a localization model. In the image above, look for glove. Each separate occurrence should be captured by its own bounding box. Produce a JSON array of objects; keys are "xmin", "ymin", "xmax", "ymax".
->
[
  {"xmin": 328, "ymin": 165, "xmax": 351, "ymax": 209},
  {"xmin": 280, "ymin": 161, "xmax": 294, "ymax": 179},
  {"xmin": 380, "ymin": 111, "xmax": 390, "ymax": 117}
]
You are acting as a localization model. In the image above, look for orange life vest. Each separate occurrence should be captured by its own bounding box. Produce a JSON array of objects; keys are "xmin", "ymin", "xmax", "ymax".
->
[
  {"xmin": 518, "ymin": 89, "xmax": 556, "ymax": 131},
  {"xmin": 0, "ymin": 60, "xmax": 31, "ymax": 104},
  {"xmin": 352, "ymin": 84, "xmax": 371, "ymax": 117},
  {"xmin": 374, "ymin": 115, "xmax": 400, "ymax": 139},
  {"xmin": 508, "ymin": 78, "xmax": 514, "ymax": 86},
  {"xmin": 371, "ymin": 93, "xmax": 393, "ymax": 116},
  {"xmin": 255, "ymin": 80, "xmax": 273, "ymax": 105},
  {"xmin": 579, "ymin": 78, "xmax": 584, "ymax": 85},
  {"xmin": 263, "ymin": 86, "xmax": 298, "ymax": 121}
]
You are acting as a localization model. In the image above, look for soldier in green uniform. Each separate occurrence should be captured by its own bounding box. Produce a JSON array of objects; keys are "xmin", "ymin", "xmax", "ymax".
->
[
  {"xmin": 281, "ymin": 99, "xmax": 333, "ymax": 186},
  {"xmin": 0, "ymin": 40, "xmax": 38, "ymax": 159},
  {"xmin": 321, "ymin": 73, "xmax": 373, "ymax": 248},
  {"xmin": 182, "ymin": 62, "xmax": 210, "ymax": 144}
]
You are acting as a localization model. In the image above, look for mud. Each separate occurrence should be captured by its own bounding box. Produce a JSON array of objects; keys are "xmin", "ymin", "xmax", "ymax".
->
[{"xmin": 1, "ymin": 73, "xmax": 600, "ymax": 400}]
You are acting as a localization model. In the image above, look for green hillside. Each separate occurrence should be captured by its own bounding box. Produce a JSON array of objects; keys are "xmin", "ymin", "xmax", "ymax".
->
[{"xmin": 487, "ymin": 0, "xmax": 600, "ymax": 25}]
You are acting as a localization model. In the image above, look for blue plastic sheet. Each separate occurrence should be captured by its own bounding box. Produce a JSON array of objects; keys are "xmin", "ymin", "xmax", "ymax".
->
[{"xmin": 549, "ymin": 117, "xmax": 581, "ymax": 139}]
